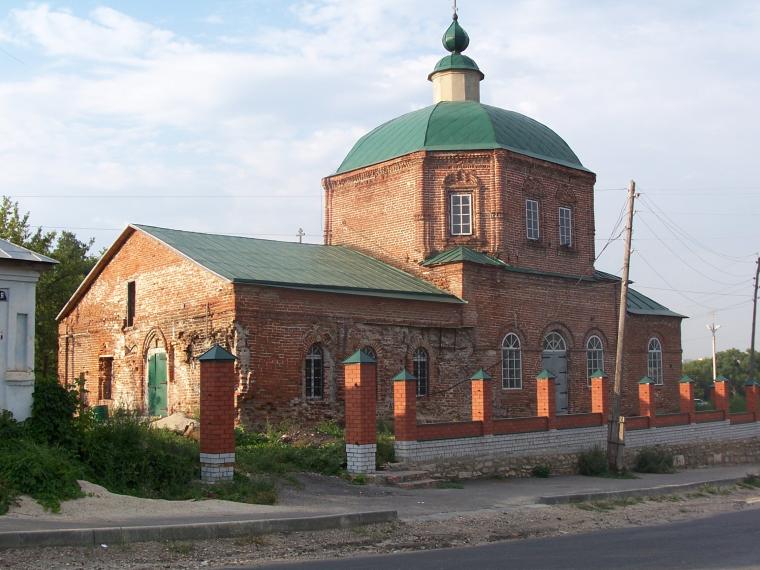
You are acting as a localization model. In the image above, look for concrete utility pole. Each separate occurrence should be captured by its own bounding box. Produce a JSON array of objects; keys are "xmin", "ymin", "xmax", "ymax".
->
[
  {"xmin": 297, "ymin": 228, "xmax": 305, "ymax": 244},
  {"xmin": 707, "ymin": 318, "xmax": 721, "ymax": 380},
  {"xmin": 608, "ymin": 179, "xmax": 636, "ymax": 472},
  {"xmin": 749, "ymin": 257, "xmax": 760, "ymax": 379}
]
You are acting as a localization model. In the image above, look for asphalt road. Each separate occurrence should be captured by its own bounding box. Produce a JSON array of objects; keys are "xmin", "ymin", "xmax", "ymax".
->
[{"xmin": 251, "ymin": 509, "xmax": 760, "ymax": 570}]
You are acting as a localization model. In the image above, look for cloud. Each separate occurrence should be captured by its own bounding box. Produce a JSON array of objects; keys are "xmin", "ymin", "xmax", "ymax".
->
[{"xmin": 8, "ymin": 4, "xmax": 194, "ymax": 63}]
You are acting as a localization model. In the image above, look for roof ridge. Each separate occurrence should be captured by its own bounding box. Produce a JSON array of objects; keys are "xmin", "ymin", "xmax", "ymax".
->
[{"xmin": 133, "ymin": 224, "xmax": 326, "ymax": 248}]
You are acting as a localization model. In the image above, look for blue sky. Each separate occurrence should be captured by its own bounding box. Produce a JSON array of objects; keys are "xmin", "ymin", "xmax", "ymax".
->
[{"xmin": 1, "ymin": 1, "xmax": 758, "ymax": 360}]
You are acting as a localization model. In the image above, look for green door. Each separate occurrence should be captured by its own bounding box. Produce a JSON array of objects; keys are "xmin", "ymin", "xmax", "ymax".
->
[{"xmin": 148, "ymin": 352, "xmax": 168, "ymax": 417}]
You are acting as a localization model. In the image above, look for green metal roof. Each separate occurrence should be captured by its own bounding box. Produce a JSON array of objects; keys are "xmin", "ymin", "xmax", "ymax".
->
[
  {"xmin": 536, "ymin": 369, "xmax": 555, "ymax": 380},
  {"xmin": 134, "ymin": 225, "xmax": 462, "ymax": 304},
  {"xmin": 470, "ymin": 368, "xmax": 492, "ymax": 380},
  {"xmin": 442, "ymin": 17, "xmax": 470, "ymax": 53},
  {"xmin": 198, "ymin": 344, "xmax": 236, "ymax": 362},
  {"xmin": 420, "ymin": 247, "xmax": 683, "ymax": 318},
  {"xmin": 626, "ymin": 288, "xmax": 686, "ymax": 318},
  {"xmin": 639, "ymin": 376, "xmax": 655, "ymax": 384},
  {"xmin": 393, "ymin": 369, "xmax": 416, "ymax": 382},
  {"xmin": 342, "ymin": 350, "xmax": 377, "ymax": 365},
  {"xmin": 429, "ymin": 53, "xmax": 483, "ymax": 80},
  {"xmin": 422, "ymin": 246, "xmax": 505, "ymax": 268},
  {"xmin": 336, "ymin": 101, "xmax": 588, "ymax": 174}
]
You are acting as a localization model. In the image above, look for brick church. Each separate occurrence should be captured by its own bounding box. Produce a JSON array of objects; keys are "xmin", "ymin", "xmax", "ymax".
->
[{"xmin": 57, "ymin": 15, "xmax": 684, "ymax": 426}]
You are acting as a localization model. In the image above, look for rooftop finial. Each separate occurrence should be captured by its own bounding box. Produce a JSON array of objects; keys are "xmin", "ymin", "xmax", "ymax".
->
[{"xmin": 442, "ymin": 6, "xmax": 469, "ymax": 53}]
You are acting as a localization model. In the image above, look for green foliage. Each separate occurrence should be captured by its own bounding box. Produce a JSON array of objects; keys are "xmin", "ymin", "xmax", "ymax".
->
[
  {"xmin": 79, "ymin": 411, "xmax": 198, "ymax": 499},
  {"xmin": 237, "ymin": 440, "xmax": 346, "ymax": 476},
  {"xmin": 0, "ymin": 478, "xmax": 14, "ymax": 515},
  {"xmin": 0, "ymin": 410, "xmax": 23, "ymax": 441},
  {"xmin": 633, "ymin": 447, "xmax": 675, "ymax": 474},
  {"xmin": 376, "ymin": 419, "xmax": 395, "ymax": 435},
  {"xmin": 683, "ymin": 349, "xmax": 753, "ymax": 399},
  {"xmin": 740, "ymin": 474, "xmax": 760, "ymax": 488},
  {"xmin": 0, "ymin": 197, "xmax": 97, "ymax": 378},
  {"xmin": 193, "ymin": 473, "xmax": 276, "ymax": 505},
  {"xmin": 315, "ymin": 420, "xmax": 344, "ymax": 438},
  {"xmin": 531, "ymin": 464, "xmax": 552, "ymax": 478},
  {"xmin": 376, "ymin": 433, "xmax": 395, "ymax": 468},
  {"xmin": 27, "ymin": 377, "xmax": 80, "ymax": 448},
  {"xmin": 729, "ymin": 394, "xmax": 747, "ymax": 413},
  {"xmin": 578, "ymin": 446, "xmax": 609, "ymax": 476},
  {"xmin": 0, "ymin": 439, "xmax": 83, "ymax": 512}
]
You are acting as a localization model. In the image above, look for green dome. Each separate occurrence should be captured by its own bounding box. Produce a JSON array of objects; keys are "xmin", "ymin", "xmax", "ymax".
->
[
  {"xmin": 442, "ymin": 18, "xmax": 469, "ymax": 53},
  {"xmin": 429, "ymin": 53, "xmax": 484, "ymax": 80},
  {"xmin": 337, "ymin": 101, "xmax": 588, "ymax": 174}
]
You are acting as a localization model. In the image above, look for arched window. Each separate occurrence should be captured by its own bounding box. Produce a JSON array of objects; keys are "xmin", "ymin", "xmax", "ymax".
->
[
  {"xmin": 305, "ymin": 344, "xmax": 324, "ymax": 399},
  {"xmin": 647, "ymin": 338, "xmax": 663, "ymax": 385},
  {"xmin": 586, "ymin": 336, "xmax": 604, "ymax": 382},
  {"xmin": 413, "ymin": 348, "xmax": 429, "ymax": 397},
  {"xmin": 543, "ymin": 332, "xmax": 567, "ymax": 352},
  {"xmin": 361, "ymin": 346, "xmax": 377, "ymax": 360},
  {"xmin": 501, "ymin": 333, "xmax": 522, "ymax": 389}
]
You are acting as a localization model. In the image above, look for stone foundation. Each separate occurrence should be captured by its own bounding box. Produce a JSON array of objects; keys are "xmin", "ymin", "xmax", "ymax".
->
[
  {"xmin": 200, "ymin": 452, "xmax": 235, "ymax": 483},
  {"xmin": 393, "ymin": 421, "xmax": 760, "ymax": 480},
  {"xmin": 346, "ymin": 443, "xmax": 376, "ymax": 474}
]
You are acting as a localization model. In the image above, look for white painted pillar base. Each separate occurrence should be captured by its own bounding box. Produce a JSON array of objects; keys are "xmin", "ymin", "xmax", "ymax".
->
[
  {"xmin": 346, "ymin": 443, "xmax": 376, "ymax": 474},
  {"xmin": 200, "ymin": 452, "xmax": 235, "ymax": 483}
]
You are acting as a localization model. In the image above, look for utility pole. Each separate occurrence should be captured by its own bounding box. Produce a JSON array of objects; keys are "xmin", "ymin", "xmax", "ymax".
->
[
  {"xmin": 749, "ymin": 257, "xmax": 760, "ymax": 379},
  {"xmin": 608, "ymin": 179, "xmax": 636, "ymax": 472},
  {"xmin": 706, "ymin": 318, "xmax": 721, "ymax": 380},
  {"xmin": 297, "ymin": 228, "xmax": 305, "ymax": 244}
]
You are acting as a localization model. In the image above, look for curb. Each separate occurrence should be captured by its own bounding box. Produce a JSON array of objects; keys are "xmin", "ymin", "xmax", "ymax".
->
[
  {"xmin": 0, "ymin": 510, "xmax": 398, "ymax": 549},
  {"xmin": 538, "ymin": 476, "xmax": 752, "ymax": 505}
]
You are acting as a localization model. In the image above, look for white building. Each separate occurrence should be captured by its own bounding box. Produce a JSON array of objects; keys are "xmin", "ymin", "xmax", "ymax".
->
[{"xmin": 0, "ymin": 239, "xmax": 57, "ymax": 421}]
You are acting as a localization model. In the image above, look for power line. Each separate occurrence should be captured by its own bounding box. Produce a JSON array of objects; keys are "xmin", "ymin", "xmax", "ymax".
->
[
  {"xmin": 634, "ymin": 251, "xmax": 702, "ymax": 307},
  {"xmin": 639, "ymin": 193, "xmax": 757, "ymax": 262},
  {"xmin": 633, "ymin": 284, "xmax": 752, "ymax": 298},
  {"xmin": 9, "ymin": 194, "xmax": 321, "ymax": 199},
  {"xmin": 637, "ymin": 214, "xmax": 750, "ymax": 287}
]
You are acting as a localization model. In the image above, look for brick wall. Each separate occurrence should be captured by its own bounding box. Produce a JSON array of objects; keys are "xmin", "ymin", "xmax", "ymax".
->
[
  {"xmin": 57, "ymin": 229, "xmax": 236, "ymax": 415},
  {"xmin": 324, "ymin": 149, "xmax": 597, "ymax": 278}
]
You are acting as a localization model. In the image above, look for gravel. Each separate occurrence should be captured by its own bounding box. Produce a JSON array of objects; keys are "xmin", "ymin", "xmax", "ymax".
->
[{"xmin": 2, "ymin": 482, "xmax": 759, "ymax": 568}]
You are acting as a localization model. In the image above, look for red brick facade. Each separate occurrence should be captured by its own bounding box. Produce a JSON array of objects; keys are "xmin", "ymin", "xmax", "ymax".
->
[{"xmin": 57, "ymin": 124, "xmax": 683, "ymax": 427}]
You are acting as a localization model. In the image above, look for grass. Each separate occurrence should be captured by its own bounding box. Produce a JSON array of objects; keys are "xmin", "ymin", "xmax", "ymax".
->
[
  {"xmin": 436, "ymin": 480, "xmax": 465, "ymax": 489},
  {"xmin": 738, "ymin": 474, "xmax": 760, "ymax": 489},
  {"xmin": 575, "ymin": 496, "xmax": 644, "ymax": 512},
  {"xmin": 633, "ymin": 447, "xmax": 675, "ymax": 474}
]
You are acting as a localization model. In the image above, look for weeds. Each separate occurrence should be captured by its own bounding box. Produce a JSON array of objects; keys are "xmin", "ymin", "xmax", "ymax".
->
[
  {"xmin": 577, "ymin": 447, "xmax": 608, "ymax": 476},
  {"xmin": 739, "ymin": 474, "xmax": 760, "ymax": 489},
  {"xmin": 531, "ymin": 464, "xmax": 551, "ymax": 478},
  {"xmin": 633, "ymin": 447, "xmax": 675, "ymax": 474},
  {"xmin": 575, "ymin": 496, "xmax": 643, "ymax": 512},
  {"xmin": 436, "ymin": 480, "xmax": 464, "ymax": 489}
]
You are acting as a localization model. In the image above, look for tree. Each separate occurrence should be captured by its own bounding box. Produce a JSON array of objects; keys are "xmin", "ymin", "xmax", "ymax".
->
[
  {"xmin": 683, "ymin": 348, "xmax": 751, "ymax": 399},
  {"xmin": 0, "ymin": 197, "xmax": 97, "ymax": 378}
]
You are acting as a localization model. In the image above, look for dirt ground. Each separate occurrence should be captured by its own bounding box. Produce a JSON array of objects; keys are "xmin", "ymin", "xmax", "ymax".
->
[{"xmin": 2, "ymin": 482, "xmax": 760, "ymax": 569}]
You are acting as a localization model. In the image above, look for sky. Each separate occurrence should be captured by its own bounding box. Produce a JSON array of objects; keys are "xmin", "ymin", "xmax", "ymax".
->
[{"xmin": 0, "ymin": 1, "xmax": 758, "ymax": 361}]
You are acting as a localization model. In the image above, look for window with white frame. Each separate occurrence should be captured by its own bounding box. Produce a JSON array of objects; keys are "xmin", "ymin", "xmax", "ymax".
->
[
  {"xmin": 647, "ymin": 338, "xmax": 664, "ymax": 385},
  {"xmin": 305, "ymin": 344, "xmax": 324, "ymax": 399},
  {"xmin": 450, "ymin": 193, "xmax": 472, "ymax": 236},
  {"xmin": 526, "ymin": 200, "xmax": 540, "ymax": 240},
  {"xmin": 501, "ymin": 333, "xmax": 522, "ymax": 389},
  {"xmin": 413, "ymin": 348, "xmax": 429, "ymax": 396},
  {"xmin": 586, "ymin": 336, "xmax": 604, "ymax": 383},
  {"xmin": 559, "ymin": 207, "xmax": 573, "ymax": 247}
]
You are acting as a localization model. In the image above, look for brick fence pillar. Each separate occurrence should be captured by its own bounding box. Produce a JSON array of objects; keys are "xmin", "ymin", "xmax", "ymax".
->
[
  {"xmin": 590, "ymin": 370, "xmax": 608, "ymax": 417},
  {"xmin": 713, "ymin": 376, "xmax": 730, "ymax": 414},
  {"xmin": 199, "ymin": 344, "xmax": 237, "ymax": 483},
  {"xmin": 536, "ymin": 369, "xmax": 556, "ymax": 430},
  {"xmin": 745, "ymin": 380, "xmax": 759, "ymax": 418},
  {"xmin": 470, "ymin": 369, "xmax": 493, "ymax": 436},
  {"xmin": 393, "ymin": 370, "xmax": 417, "ymax": 442},
  {"xmin": 638, "ymin": 377, "xmax": 655, "ymax": 419},
  {"xmin": 342, "ymin": 350, "xmax": 377, "ymax": 474},
  {"xmin": 679, "ymin": 375, "xmax": 696, "ymax": 422}
]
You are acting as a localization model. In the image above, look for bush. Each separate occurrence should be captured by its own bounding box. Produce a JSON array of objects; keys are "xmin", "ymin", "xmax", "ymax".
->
[
  {"xmin": 578, "ymin": 447, "xmax": 609, "ymax": 476},
  {"xmin": 236, "ymin": 439, "xmax": 345, "ymax": 476},
  {"xmin": 315, "ymin": 420, "xmax": 344, "ymax": 438},
  {"xmin": 0, "ymin": 410, "xmax": 23, "ymax": 442},
  {"xmin": 27, "ymin": 377, "xmax": 80, "ymax": 448},
  {"xmin": 0, "ymin": 439, "xmax": 83, "ymax": 512},
  {"xmin": 730, "ymin": 395, "xmax": 747, "ymax": 413},
  {"xmin": 531, "ymin": 464, "xmax": 551, "ymax": 478},
  {"xmin": 79, "ymin": 411, "xmax": 198, "ymax": 499},
  {"xmin": 194, "ymin": 472, "xmax": 277, "ymax": 505},
  {"xmin": 633, "ymin": 447, "xmax": 675, "ymax": 474},
  {"xmin": 376, "ymin": 433, "xmax": 395, "ymax": 468}
]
